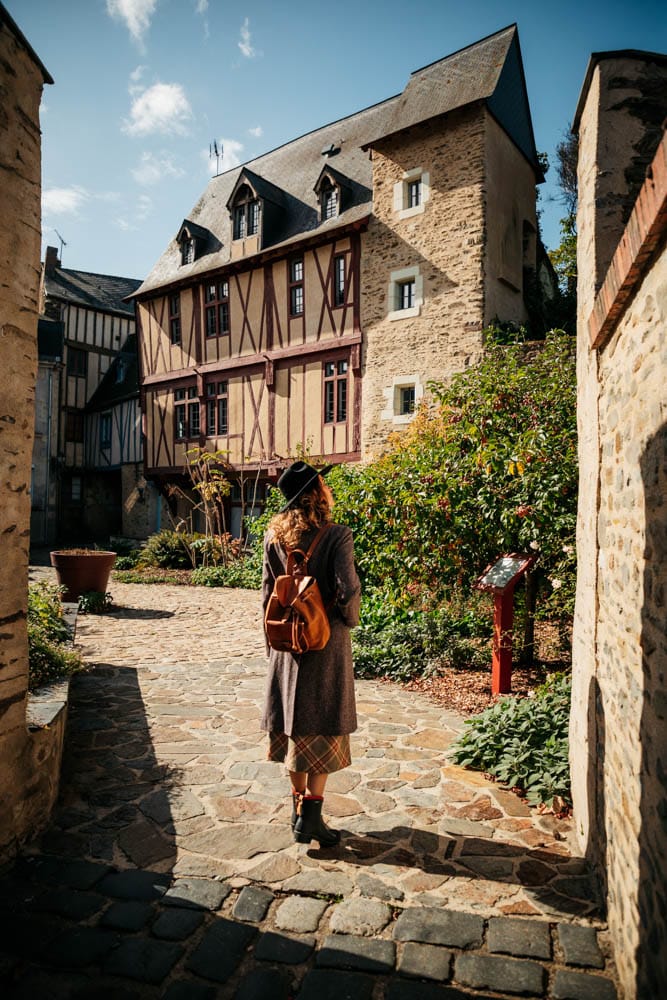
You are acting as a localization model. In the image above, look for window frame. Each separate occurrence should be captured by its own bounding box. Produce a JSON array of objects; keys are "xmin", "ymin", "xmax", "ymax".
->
[
  {"xmin": 169, "ymin": 293, "xmax": 181, "ymax": 345},
  {"xmin": 320, "ymin": 178, "xmax": 339, "ymax": 221},
  {"xmin": 65, "ymin": 409, "xmax": 84, "ymax": 443},
  {"xmin": 205, "ymin": 279, "xmax": 230, "ymax": 338},
  {"xmin": 67, "ymin": 346, "xmax": 88, "ymax": 379},
  {"xmin": 205, "ymin": 380, "xmax": 229, "ymax": 436},
  {"xmin": 99, "ymin": 411, "xmax": 112, "ymax": 451},
  {"xmin": 289, "ymin": 257, "xmax": 304, "ymax": 317},
  {"xmin": 323, "ymin": 358, "xmax": 349, "ymax": 425},
  {"xmin": 393, "ymin": 167, "xmax": 430, "ymax": 220},
  {"xmin": 387, "ymin": 265, "xmax": 423, "ymax": 321},
  {"xmin": 232, "ymin": 185, "xmax": 260, "ymax": 240},
  {"xmin": 333, "ymin": 254, "xmax": 346, "ymax": 308}
]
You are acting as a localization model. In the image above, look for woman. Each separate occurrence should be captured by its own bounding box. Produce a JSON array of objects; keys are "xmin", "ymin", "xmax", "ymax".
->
[{"xmin": 261, "ymin": 461, "xmax": 361, "ymax": 847}]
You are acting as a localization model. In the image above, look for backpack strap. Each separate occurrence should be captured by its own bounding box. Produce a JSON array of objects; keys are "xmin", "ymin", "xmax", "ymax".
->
[{"xmin": 286, "ymin": 522, "xmax": 331, "ymax": 575}]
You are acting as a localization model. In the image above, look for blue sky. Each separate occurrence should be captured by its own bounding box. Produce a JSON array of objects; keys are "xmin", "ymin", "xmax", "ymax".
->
[{"xmin": 8, "ymin": 0, "xmax": 666, "ymax": 281}]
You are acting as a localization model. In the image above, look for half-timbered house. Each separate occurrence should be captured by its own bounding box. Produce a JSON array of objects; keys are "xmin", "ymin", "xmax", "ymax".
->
[
  {"xmin": 133, "ymin": 24, "xmax": 543, "ymax": 528},
  {"xmin": 38, "ymin": 248, "xmax": 164, "ymax": 539}
]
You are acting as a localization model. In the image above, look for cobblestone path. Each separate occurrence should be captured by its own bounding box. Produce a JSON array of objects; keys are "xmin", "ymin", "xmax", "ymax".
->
[{"xmin": 1, "ymin": 576, "xmax": 618, "ymax": 998}]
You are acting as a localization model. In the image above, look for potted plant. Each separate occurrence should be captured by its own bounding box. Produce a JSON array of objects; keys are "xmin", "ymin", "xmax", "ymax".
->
[{"xmin": 49, "ymin": 548, "xmax": 117, "ymax": 601}]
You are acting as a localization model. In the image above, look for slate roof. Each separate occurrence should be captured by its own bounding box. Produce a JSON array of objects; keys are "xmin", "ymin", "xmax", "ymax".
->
[
  {"xmin": 45, "ymin": 267, "xmax": 141, "ymax": 316},
  {"xmin": 136, "ymin": 24, "xmax": 540, "ymax": 298},
  {"xmin": 86, "ymin": 334, "xmax": 139, "ymax": 410}
]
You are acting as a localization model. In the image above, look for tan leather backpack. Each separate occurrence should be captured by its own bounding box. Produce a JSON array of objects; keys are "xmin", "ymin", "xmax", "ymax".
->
[{"xmin": 264, "ymin": 524, "xmax": 332, "ymax": 654}]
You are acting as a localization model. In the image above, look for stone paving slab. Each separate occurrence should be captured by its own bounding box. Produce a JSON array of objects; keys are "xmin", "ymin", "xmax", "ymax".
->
[{"xmin": 2, "ymin": 572, "xmax": 620, "ymax": 998}]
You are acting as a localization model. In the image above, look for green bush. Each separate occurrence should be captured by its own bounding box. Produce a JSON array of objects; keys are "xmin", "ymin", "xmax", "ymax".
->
[
  {"xmin": 449, "ymin": 673, "xmax": 571, "ymax": 807},
  {"xmin": 27, "ymin": 582, "xmax": 83, "ymax": 691},
  {"xmin": 138, "ymin": 530, "xmax": 195, "ymax": 568},
  {"xmin": 112, "ymin": 569, "xmax": 189, "ymax": 584},
  {"xmin": 114, "ymin": 551, "xmax": 141, "ymax": 569},
  {"xmin": 327, "ymin": 331, "xmax": 577, "ymax": 625},
  {"xmin": 352, "ymin": 600, "xmax": 491, "ymax": 682},
  {"xmin": 78, "ymin": 591, "xmax": 112, "ymax": 614},
  {"xmin": 191, "ymin": 548, "xmax": 262, "ymax": 589}
]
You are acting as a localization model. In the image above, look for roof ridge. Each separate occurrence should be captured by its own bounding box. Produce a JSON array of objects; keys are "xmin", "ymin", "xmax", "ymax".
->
[{"xmin": 409, "ymin": 23, "xmax": 517, "ymax": 78}]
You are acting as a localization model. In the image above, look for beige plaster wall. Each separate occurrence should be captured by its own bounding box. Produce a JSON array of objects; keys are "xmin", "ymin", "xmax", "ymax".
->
[
  {"xmin": 0, "ymin": 19, "xmax": 51, "ymax": 860},
  {"xmin": 361, "ymin": 110, "xmax": 487, "ymax": 459},
  {"xmin": 483, "ymin": 111, "xmax": 537, "ymax": 325},
  {"xmin": 572, "ymin": 55, "xmax": 667, "ymax": 998}
]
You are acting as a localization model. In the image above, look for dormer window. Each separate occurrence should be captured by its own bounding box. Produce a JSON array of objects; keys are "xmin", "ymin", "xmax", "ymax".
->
[
  {"xmin": 182, "ymin": 238, "xmax": 195, "ymax": 265},
  {"xmin": 321, "ymin": 179, "xmax": 338, "ymax": 221},
  {"xmin": 233, "ymin": 185, "xmax": 260, "ymax": 240}
]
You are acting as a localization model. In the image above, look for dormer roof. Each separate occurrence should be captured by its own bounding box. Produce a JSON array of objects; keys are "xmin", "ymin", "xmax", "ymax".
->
[{"xmin": 135, "ymin": 24, "xmax": 541, "ymax": 297}]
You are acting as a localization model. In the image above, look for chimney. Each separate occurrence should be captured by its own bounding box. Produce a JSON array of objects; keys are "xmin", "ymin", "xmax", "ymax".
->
[{"xmin": 44, "ymin": 245, "xmax": 60, "ymax": 276}]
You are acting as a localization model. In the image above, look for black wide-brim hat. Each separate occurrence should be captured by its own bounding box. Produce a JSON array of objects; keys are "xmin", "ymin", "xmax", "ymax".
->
[{"xmin": 277, "ymin": 461, "xmax": 333, "ymax": 513}]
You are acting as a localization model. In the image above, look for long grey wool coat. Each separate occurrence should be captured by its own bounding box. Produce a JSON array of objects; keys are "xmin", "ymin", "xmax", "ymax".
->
[{"xmin": 260, "ymin": 522, "xmax": 361, "ymax": 737}]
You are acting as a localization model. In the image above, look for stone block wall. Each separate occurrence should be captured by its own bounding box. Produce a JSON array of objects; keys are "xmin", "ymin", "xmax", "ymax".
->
[
  {"xmin": 360, "ymin": 109, "xmax": 487, "ymax": 458},
  {"xmin": 0, "ymin": 13, "xmax": 54, "ymax": 860},
  {"xmin": 122, "ymin": 463, "xmax": 170, "ymax": 539},
  {"xmin": 571, "ymin": 53, "xmax": 667, "ymax": 998}
]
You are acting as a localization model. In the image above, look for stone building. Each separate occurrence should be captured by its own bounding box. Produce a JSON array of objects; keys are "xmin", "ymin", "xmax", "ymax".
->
[
  {"xmin": 571, "ymin": 50, "xmax": 667, "ymax": 998},
  {"xmin": 36, "ymin": 247, "xmax": 164, "ymax": 541},
  {"xmin": 0, "ymin": 4, "xmax": 60, "ymax": 861},
  {"xmin": 133, "ymin": 24, "xmax": 543, "ymax": 523}
]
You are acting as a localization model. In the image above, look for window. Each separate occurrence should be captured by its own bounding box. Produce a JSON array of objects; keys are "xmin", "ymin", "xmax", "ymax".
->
[
  {"xmin": 393, "ymin": 168, "xmax": 430, "ymax": 219},
  {"xmin": 324, "ymin": 359, "xmax": 348, "ymax": 424},
  {"xmin": 399, "ymin": 386, "xmax": 416, "ymax": 415},
  {"xmin": 174, "ymin": 388, "xmax": 187, "ymax": 439},
  {"xmin": 205, "ymin": 280, "xmax": 230, "ymax": 337},
  {"xmin": 67, "ymin": 347, "xmax": 87, "ymax": 378},
  {"xmin": 398, "ymin": 279, "xmax": 415, "ymax": 310},
  {"xmin": 205, "ymin": 380, "xmax": 229, "ymax": 436},
  {"xmin": 100, "ymin": 412, "xmax": 112, "ymax": 450},
  {"xmin": 381, "ymin": 375, "xmax": 423, "ymax": 424},
  {"xmin": 333, "ymin": 255, "xmax": 346, "ymax": 307},
  {"xmin": 232, "ymin": 185, "xmax": 260, "ymax": 239},
  {"xmin": 181, "ymin": 237, "xmax": 195, "ymax": 265},
  {"xmin": 321, "ymin": 180, "xmax": 338, "ymax": 221},
  {"xmin": 188, "ymin": 386, "xmax": 200, "ymax": 437},
  {"xmin": 407, "ymin": 179, "xmax": 421, "ymax": 208},
  {"xmin": 70, "ymin": 475, "xmax": 82, "ymax": 502},
  {"xmin": 169, "ymin": 293, "xmax": 181, "ymax": 345},
  {"xmin": 65, "ymin": 410, "xmax": 84, "ymax": 443},
  {"xmin": 289, "ymin": 258, "xmax": 304, "ymax": 316},
  {"xmin": 387, "ymin": 265, "xmax": 422, "ymax": 320}
]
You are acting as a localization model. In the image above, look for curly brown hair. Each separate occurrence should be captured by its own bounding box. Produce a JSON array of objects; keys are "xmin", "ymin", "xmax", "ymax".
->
[{"xmin": 269, "ymin": 477, "xmax": 332, "ymax": 550}]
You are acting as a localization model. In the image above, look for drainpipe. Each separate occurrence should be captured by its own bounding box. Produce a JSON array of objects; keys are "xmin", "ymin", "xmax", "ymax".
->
[{"xmin": 44, "ymin": 367, "xmax": 53, "ymax": 544}]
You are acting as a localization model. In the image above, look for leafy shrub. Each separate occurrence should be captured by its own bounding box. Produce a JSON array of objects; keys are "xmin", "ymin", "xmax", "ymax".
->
[
  {"xmin": 352, "ymin": 601, "xmax": 491, "ymax": 682},
  {"xmin": 191, "ymin": 548, "xmax": 262, "ymax": 589},
  {"xmin": 78, "ymin": 591, "xmax": 113, "ymax": 614},
  {"xmin": 27, "ymin": 582, "xmax": 83, "ymax": 691},
  {"xmin": 138, "ymin": 530, "xmax": 194, "ymax": 569},
  {"xmin": 449, "ymin": 673, "xmax": 571, "ymax": 807},
  {"xmin": 114, "ymin": 551, "xmax": 141, "ymax": 570},
  {"xmin": 327, "ymin": 332, "xmax": 577, "ymax": 626}
]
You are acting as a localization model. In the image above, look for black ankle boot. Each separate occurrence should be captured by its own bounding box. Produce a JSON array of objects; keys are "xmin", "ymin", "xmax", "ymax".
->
[
  {"xmin": 294, "ymin": 796, "xmax": 340, "ymax": 847},
  {"xmin": 291, "ymin": 789, "xmax": 303, "ymax": 830}
]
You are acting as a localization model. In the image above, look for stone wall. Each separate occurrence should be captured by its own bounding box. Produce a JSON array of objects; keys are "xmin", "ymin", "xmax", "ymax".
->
[
  {"xmin": 0, "ymin": 14, "xmax": 55, "ymax": 860},
  {"xmin": 571, "ymin": 53, "xmax": 667, "ymax": 998},
  {"xmin": 360, "ymin": 108, "xmax": 487, "ymax": 458},
  {"xmin": 122, "ymin": 463, "xmax": 170, "ymax": 539}
]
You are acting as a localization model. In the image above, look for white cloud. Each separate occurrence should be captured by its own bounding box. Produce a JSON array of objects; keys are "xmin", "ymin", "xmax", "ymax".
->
[
  {"xmin": 43, "ymin": 186, "xmax": 89, "ymax": 215},
  {"xmin": 129, "ymin": 64, "xmax": 146, "ymax": 96},
  {"xmin": 131, "ymin": 151, "xmax": 185, "ymax": 185},
  {"xmin": 248, "ymin": 125, "xmax": 263, "ymax": 138},
  {"xmin": 194, "ymin": 0, "xmax": 209, "ymax": 38},
  {"xmin": 202, "ymin": 137, "xmax": 244, "ymax": 175},
  {"xmin": 107, "ymin": 0, "xmax": 157, "ymax": 49},
  {"xmin": 123, "ymin": 82, "xmax": 193, "ymax": 136},
  {"xmin": 238, "ymin": 17, "xmax": 256, "ymax": 58}
]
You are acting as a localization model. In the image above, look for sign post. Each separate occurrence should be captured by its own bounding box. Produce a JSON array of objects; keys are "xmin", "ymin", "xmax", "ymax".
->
[{"xmin": 474, "ymin": 554, "xmax": 535, "ymax": 695}]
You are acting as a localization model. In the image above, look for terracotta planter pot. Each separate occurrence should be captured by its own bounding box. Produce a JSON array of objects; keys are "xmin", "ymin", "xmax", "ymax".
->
[{"xmin": 50, "ymin": 550, "xmax": 116, "ymax": 601}]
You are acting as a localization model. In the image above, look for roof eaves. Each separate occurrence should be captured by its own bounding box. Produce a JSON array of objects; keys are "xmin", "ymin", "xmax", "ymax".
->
[{"xmin": 0, "ymin": 3, "xmax": 53, "ymax": 83}]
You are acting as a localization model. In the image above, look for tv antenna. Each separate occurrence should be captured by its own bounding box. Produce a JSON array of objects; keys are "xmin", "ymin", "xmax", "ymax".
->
[
  {"xmin": 209, "ymin": 139, "xmax": 223, "ymax": 176},
  {"xmin": 54, "ymin": 229, "xmax": 67, "ymax": 262}
]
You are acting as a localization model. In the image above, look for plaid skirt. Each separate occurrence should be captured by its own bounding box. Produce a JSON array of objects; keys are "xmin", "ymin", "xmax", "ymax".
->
[{"xmin": 268, "ymin": 732, "xmax": 351, "ymax": 773}]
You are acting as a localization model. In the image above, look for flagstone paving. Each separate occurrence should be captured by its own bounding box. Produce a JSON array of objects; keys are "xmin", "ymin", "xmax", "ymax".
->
[{"xmin": 1, "ymin": 574, "xmax": 619, "ymax": 997}]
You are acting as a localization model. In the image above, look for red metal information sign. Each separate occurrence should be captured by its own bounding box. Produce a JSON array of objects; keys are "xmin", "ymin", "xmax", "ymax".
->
[{"xmin": 474, "ymin": 554, "xmax": 535, "ymax": 694}]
